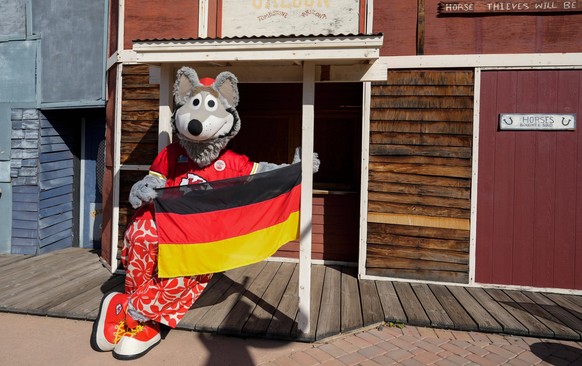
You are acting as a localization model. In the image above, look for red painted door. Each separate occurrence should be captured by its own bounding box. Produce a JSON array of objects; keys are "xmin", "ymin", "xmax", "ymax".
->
[{"xmin": 476, "ymin": 70, "xmax": 582, "ymax": 290}]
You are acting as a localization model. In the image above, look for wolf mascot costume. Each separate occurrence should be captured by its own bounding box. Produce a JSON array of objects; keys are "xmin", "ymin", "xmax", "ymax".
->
[{"xmin": 91, "ymin": 67, "xmax": 318, "ymax": 360}]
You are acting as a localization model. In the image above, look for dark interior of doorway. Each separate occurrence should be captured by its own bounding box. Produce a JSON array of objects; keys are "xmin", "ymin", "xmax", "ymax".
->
[{"xmin": 231, "ymin": 83, "xmax": 363, "ymax": 263}]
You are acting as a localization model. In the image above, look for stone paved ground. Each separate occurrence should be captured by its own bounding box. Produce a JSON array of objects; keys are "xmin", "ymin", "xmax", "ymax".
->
[
  {"xmin": 258, "ymin": 324, "xmax": 582, "ymax": 366},
  {"xmin": 1, "ymin": 312, "xmax": 581, "ymax": 365}
]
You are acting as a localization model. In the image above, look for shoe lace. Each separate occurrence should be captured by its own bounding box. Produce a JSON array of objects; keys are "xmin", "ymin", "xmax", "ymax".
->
[
  {"xmin": 113, "ymin": 320, "xmax": 127, "ymax": 344},
  {"xmin": 125, "ymin": 323, "xmax": 145, "ymax": 338}
]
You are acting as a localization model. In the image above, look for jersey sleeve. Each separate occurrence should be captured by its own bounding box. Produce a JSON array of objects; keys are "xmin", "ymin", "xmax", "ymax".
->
[
  {"xmin": 148, "ymin": 145, "xmax": 171, "ymax": 180},
  {"xmin": 226, "ymin": 150, "xmax": 258, "ymax": 176}
]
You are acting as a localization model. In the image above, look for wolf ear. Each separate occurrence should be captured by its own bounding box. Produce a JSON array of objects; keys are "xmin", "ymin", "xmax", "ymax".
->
[
  {"xmin": 214, "ymin": 72, "xmax": 239, "ymax": 107},
  {"xmin": 174, "ymin": 67, "xmax": 200, "ymax": 105}
]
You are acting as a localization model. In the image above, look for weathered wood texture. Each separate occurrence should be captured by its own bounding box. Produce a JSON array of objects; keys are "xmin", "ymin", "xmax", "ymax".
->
[
  {"xmin": 1, "ymin": 248, "xmax": 582, "ymax": 342},
  {"xmin": 117, "ymin": 65, "xmax": 160, "ymax": 258},
  {"xmin": 367, "ymin": 70, "xmax": 474, "ymax": 283},
  {"xmin": 375, "ymin": 1, "xmax": 582, "ymax": 56},
  {"xmin": 476, "ymin": 70, "xmax": 582, "ymax": 290}
]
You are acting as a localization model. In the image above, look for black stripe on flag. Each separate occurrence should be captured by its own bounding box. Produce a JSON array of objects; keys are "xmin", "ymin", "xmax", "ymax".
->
[{"xmin": 154, "ymin": 163, "xmax": 301, "ymax": 215}]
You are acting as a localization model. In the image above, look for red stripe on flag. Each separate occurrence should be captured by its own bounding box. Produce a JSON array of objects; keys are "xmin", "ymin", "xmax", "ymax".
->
[{"xmin": 156, "ymin": 184, "xmax": 301, "ymax": 244}]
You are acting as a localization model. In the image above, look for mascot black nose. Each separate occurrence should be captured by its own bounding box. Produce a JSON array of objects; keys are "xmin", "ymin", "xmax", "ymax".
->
[{"xmin": 188, "ymin": 120, "xmax": 203, "ymax": 136}]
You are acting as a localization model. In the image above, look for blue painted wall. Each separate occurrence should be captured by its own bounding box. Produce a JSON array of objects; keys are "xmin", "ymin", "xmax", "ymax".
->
[{"xmin": 0, "ymin": 0, "xmax": 107, "ymax": 254}]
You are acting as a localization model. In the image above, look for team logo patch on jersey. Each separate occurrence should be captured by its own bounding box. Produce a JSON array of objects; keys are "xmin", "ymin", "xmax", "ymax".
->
[
  {"xmin": 180, "ymin": 173, "xmax": 206, "ymax": 186},
  {"xmin": 214, "ymin": 159, "xmax": 226, "ymax": 172}
]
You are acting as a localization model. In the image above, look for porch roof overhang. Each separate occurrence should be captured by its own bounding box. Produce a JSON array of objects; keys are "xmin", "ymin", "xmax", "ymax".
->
[{"xmin": 113, "ymin": 33, "xmax": 386, "ymax": 82}]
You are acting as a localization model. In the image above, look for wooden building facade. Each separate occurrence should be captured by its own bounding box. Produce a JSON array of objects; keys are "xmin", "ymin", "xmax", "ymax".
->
[
  {"xmin": 101, "ymin": 0, "xmax": 582, "ymax": 295},
  {"xmin": 0, "ymin": 0, "xmax": 108, "ymax": 255}
]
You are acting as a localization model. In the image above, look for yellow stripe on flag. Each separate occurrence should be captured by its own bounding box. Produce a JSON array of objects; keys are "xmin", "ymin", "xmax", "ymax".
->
[{"xmin": 157, "ymin": 211, "xmax": 299, "ymax": 278}]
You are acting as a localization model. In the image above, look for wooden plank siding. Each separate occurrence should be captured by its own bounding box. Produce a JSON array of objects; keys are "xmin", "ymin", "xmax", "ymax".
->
[
  {"xmin": 2, "ymin": 248, "xmax": 582, "ymax": 342},
  {"xmin": 366, "ymin": 70, "xmax": 474, "ymax": 283},
  {"xmin": 117, "ymin": 65, "xmax": 160, "ymax": 259}
]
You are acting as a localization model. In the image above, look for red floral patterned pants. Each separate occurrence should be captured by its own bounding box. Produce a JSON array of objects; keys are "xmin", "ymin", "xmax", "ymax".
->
[{"xmin": 121, "ymin": 216, "xmax": 212, "ymax": 328}]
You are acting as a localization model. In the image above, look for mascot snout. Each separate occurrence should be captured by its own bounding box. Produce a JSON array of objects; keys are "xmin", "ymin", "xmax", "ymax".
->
[{"xmin": 188, "ymin": 119, "xmax": 203, "ymax": 136}]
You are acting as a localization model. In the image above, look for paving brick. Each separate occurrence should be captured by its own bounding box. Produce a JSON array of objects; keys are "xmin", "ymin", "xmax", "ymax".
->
[
  {"xmin": 337, "ymin": 351, "xmax": 367, "ymax": 366},
  {"xmin": 358, "ymin": 360, "xmax": 382, "ymax": 366},
  {"xmin": 272, "ymin": 356, "xmax": 301, "ymax": 366},
  {"xmin": 356, "ymin": 331, "xmax": 385, "ymax": 345},
  {"xmin": 289, "ymin": 351, "xmax": 320, "ymax": 366},
  {"xmin": 439, "ymin": 342, "xmax": 472, "ymax": 357},
  {"xmin": 318, "ymin": 343, "xmax": 348, "ymax": 358},
  {"xmin": 485, "ymin": 344, "xmax": 520, "ymax": 359},
  {"xmin": 371, "ymin": 354, "xmax": 397, "ymax": 365},
  {"xmin": 417, "ymin": 326, "xmax": 439, "ymax": 339},
  {"xmin": 385, "ymin": 348, "xmax": 414, "ymax": 362},
  {"xmin": 304, "ymin": 347, "xmax": 334, "ymax": 363},
  {"xmin": 411, "ymin": 349, "xmax": 443, "ymax": 365},
  {"xmin": 515, "ymin": 350, "xmax": 543, "ymax": 364},
  {"xmin": 414, "ymin": 340, "xmax": 446, "ymax": 354},
  {"xmin": 357, "ymin": 345, "xmax": 386, "ymax": 359},
  {"xmin": 332, "ymin": 338, "xmax": 362, "ymax": 354},
  {"xmin": 445, "ymin": 354, "xmax": 471, "ymax": 365},
  {"xmin": 399, "ymin": 357, "xmax": 426, "ymax": 366},
  {"xmin": 466, "ymin": 344, "xmax": 490, "ymax": 357},
  {"xmin": 387, "ymin": 336, "xmax": 419, "ymax": 351},
  {"xmin": 450, "ymin": 330, "xmax": 474, "ymax": 342},
  {"xmin": 464, "ymin": 353, "xmax": 499, "ymax": 366},
  {"xmin": 507, "ymin": 356, "xmax": 536, "ymax": 366}
]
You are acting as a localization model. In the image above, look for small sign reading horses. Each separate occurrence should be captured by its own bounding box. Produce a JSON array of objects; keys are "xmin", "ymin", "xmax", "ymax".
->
[
  {"xmin": 499, "ymin": 113, "xmax": 576, "ymax": 131},
  {"xmin": 438, "ymin": 1, "xmax": 582, "ymax": 14}
]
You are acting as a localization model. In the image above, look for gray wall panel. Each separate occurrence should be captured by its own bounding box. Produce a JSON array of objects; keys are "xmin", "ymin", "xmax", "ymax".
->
[{"xmin": 32, "ymin": 0, "xmax": 107, "ymax": 105}]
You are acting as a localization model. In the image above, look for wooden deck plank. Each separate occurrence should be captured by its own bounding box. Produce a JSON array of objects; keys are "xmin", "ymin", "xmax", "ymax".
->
[
  {"xmin": 563, "ymin": 295, "xmax": 582, "ymax": 311},
  {"xmin": 219, "ymin": 261, "xmax": 282, "ymax": 335},
  {"xmin": 486, "ymin": 289, "xmax": 553, "ymax": 338},
  {"xmin": 545, "ymin": 294, "xmax": 582, "ymax": 322},
  {"xmin": 179, "ymin": 266, "xmax": 249, "ymax": 329},
  {"xmin": 429, "ymin": 285, "xmax": 478, "ymax": 331},
  {"xmin": 0, "ymin": 249, "xmax": 89, "ymax": 292},
  {"xmin": 503, "ymin": 290, "xmax": 580, "ymax": 340},
  {"xmin": 0, "ymin": 257, "xmax": 102, "ymax": 309},
  {"xmin": 297, "ymin": 264, "xmax": 325, "ymax": 341},
  {"xmin": 376, "ymin": 281, "xmax": 407, "ymax": 323},
  {"xmin": 412, "ymin": 283, "xmax": 454, "ymax": 328},
  {"xmin": 266, "ymin": 264, "xmax": 299, "ymax": 339},
  {"xmin": 243, "ymin": 262, "xmax": 295, "ymax": 336},
  {"xmin": 315, "ymin": 266, "xmax": 342, "ymax": 340},
  {"xmin": 446, "ymin": 286, "xmax": 502, "ymax": 333},
  {"xmin": 393, "ymin": 282, "xmax": 430, "ymax": 327},
  {"xmin": 47, "ymin": 274, "xmax": 125, "ymax": 320},
  {"xmin": 24, "ymin": 263, "xmax": 110, "ymax": 315},
  {"xmin": 1, "ymin": 248, "xmax": 582, "ymax": 343},
  {"xmin": 341, "ymin": 266, "xmax": 363, "ymax": 333},
  {"xmin": 465, "ymin": 287, "xmax": 529, "ymax": 336},
  {"xmin": 523, "ymin": 291, "xmax": 582, "ymax": 339},
  {"xmin": 359, "ymin": 279, "xmax": 384, "ymax": 326},
  {"xmin": 0, "ymin": 254, "xmax": 31, "ymax": 269},
  {"xmin": 194, "ymin": 261, "xmax": 267, "ymax": 333}
]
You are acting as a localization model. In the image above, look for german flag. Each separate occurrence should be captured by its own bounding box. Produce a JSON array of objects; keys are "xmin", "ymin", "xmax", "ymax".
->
[{"xmin": 153, "ymin": 163, "xmax": 301, "ymax": 278}]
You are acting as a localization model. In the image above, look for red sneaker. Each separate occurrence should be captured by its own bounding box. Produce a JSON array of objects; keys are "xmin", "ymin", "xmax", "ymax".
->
[
  {"xmin": 113, "ymin": 321, "xmax": 161, "ymax": 360},
  {"xmin": 90, "ymin": 292, "xmax": 129, "ymax": 352}
]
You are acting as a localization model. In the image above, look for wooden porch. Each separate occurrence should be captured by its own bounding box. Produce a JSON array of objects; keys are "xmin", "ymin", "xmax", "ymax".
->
[{"xmin": 1, "ymin": 247, "xmax": 582, "ymax": 342}]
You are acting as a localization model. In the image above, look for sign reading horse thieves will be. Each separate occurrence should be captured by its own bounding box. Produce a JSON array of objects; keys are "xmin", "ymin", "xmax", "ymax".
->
[{"xmin": 499, "ymin": 114, "xmax": 576, "ymax": 131}]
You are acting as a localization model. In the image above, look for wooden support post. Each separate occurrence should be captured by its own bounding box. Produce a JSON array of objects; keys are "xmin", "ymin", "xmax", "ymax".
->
[
  {"xmin": 159, "ymin": 65, "xmax": 172, "ymax": 152},
  {"xmin": 297, "ymin": 61, "xmax": 315, "ymax": 334}
]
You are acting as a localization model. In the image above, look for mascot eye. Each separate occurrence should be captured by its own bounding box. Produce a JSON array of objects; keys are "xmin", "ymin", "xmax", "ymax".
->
[
  {"xmin": 191, "ymin": 94, "xmax": 202, "ymax": 110},
  {"xmin": 205, "ymin": 95, "xmax": 218, "ymax": 111}
]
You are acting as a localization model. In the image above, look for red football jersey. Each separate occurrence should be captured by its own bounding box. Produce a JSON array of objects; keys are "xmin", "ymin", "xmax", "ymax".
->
[{"xmin": 148, "ymin": 142, "xmax": 258, "ymax": 187}]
